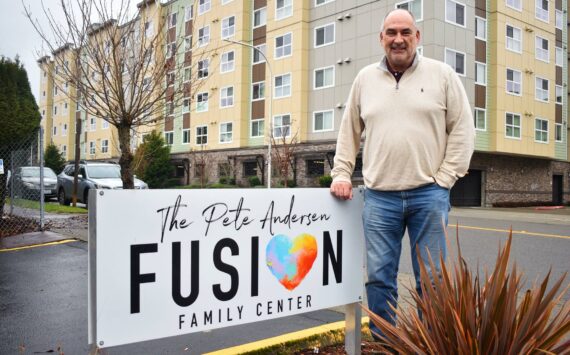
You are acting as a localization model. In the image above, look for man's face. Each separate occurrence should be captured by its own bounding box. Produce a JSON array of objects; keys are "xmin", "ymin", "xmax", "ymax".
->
[{"xmin": 380, "ymin": 11, "xmax": 420, "ymax": 71}]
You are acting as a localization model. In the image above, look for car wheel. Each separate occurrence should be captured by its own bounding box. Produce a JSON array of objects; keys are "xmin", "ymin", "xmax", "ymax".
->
[
  {"xmin": 83, "ymin": 190, "xmax": 89, "ymax": 208},
  {"xmin": 58, "ymin": 188, "xmax": 70, "ymax": 206}
]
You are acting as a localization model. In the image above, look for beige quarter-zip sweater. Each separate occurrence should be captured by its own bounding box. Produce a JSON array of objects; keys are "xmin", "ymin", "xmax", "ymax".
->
[{"xmin": 331, "ymin": 55, "xmax": 475, "ymax": 190}]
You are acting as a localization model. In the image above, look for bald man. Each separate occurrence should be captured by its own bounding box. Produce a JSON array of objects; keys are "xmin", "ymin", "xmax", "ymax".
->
[{"xmin": 330, "ymin": 9, "xmax": 475, "ymax": 338}]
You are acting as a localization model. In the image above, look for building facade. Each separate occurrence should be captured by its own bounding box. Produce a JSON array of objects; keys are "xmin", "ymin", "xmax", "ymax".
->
[{"xmin": 38, "ymin": 0, "xmax": 569, "ymax": 206}]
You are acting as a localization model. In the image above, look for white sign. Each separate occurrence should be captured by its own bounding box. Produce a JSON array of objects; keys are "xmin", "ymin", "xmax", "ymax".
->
[
  {"xmin": 89, "ymin": 189, "xmax": 364, "ymax": 348},
  {"xmin": 0, "ymin": 159, "xmax": 4, "ymax": 175}
]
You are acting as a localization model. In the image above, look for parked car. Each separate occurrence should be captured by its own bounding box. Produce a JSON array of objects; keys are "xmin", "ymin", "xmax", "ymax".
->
[
  {"xmin": 57, "ymin": 162, "xmax": 148, "ymax": 207},
  {"xmin": 11, "ymin": 166, "xmax": 58, "ymax": 201}
]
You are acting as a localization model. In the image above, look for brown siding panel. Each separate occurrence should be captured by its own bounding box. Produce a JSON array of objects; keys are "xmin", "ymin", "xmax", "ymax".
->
[
  {"xmin": 183, "ymin": 113, "xmax": 190, "ymax": 129},
  {"xmin": 476, "ymin": 0, "xmax": 486, "ymax": 11},
  {"xmin": 556, "ymin": 66, "xmax": 562, "ymax": 84},
  {"xmin": 165, "ymin": 116, "xmax": 173, "ymax": 131},
  {"xmin": 475, "ymin": 40, "xmax": 486, "ymax": 63},
  {"xmin": 475, "ymin": 85, "xmax": 486, "ymax": 108},
  {"xmin": 253, "ymin": 26, "xmax": 266, "ymax": 44},
  {"xmin": 475, "ymin": 7, "xmax": 486, "ymax": 18},
  {"xmin": 252, "ymin": 100, "xmax": 265, "ymax": 119},
  {"xmin": 556, "ymin": 104, "xmax": 562, "ymax": 123},
  {"xmin": 254, "ymin": 0, "xmax": 267, "ymax": 9},
  {"xmin": 168, "ymin": 28, "xmax": 176, "ymax": 43},
  {"xmin": 185, "ymin": 21, "xmax": 193, "ymax": 36},
  {"xmin": 556, "ymin": 29, "xmax": 562, "ymax": 43},
  {"xmin": 252, "ymin": 63, "xmax": 266, "ymax": 82},
  {"xmin": 556, "ymin": 0, "xmax": 562, "ymax": 9}
]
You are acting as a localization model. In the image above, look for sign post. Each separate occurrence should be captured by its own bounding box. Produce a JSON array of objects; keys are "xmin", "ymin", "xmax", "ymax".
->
[{"xmin": 89, "ymin": 189, "xmax": 364, "ymax": 352}]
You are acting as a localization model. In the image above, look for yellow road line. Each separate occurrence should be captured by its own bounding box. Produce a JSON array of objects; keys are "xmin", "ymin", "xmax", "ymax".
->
[
  {"xmin": 0, "ymin": 239, "xmax": 78, "ymax": 252},
  {"xmin": 448, "ymin": 224, "xmax": 570, "ymax": 240},
  {"xmin": 204, "ymin": 316, "xmax": 370, "ymax": 355}
]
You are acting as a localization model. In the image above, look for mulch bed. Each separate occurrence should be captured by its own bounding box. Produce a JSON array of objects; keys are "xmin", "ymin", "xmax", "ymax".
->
[{"xmin": 295, "ymin": 342, "xmax": 387, "ymax": 354}]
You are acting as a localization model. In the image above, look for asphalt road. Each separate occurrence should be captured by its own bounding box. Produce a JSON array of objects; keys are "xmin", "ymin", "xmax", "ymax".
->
[{"xmin": 0, "ymin": 209, "xmax": 568, "ymax": 354}]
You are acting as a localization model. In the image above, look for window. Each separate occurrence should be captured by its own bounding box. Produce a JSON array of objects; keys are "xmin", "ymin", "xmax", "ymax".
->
[
  {"xmin": 145, "ymin": 21, "xmax": 154, "ymax": 37},
  {"xmin": 535, "ymin": 77, "xmax": 549, "ymax": 102},
  {"xmin": 54, "ymin": 86, "xmax": 58, "ymax": 96},
  {"xmin": 143, "ymin": 77, "xmax": 152, "ymax": 91},
  {"xmin": 314, "ymin": 66, "xmax": 334, "ymax": 89},
  {"xmin": 276, "ymin": 0, "xmax": 293, "ymax": 20},
  {"xmin": 90, "ymin": 117, "xmax": 96, "ymax": 131},
  {"xmin": 505, "ymin": 113, "xmax": 521, "ymax": 138},
  {"xmin": 275, "ymin": 33, "xmax": 292, "ymax": 58},
  {"xmin": 535, "ymin": 0, "xmax": 549, "ymax": 22},
  {"xmin": 555, "ymin": 47, "xmax": 563, "ymax": 67},
  {"xmin": 220, "ymin": 86, "xmax": 234, "ymax": 107},
  {"xmin": 221, "ymin": 51, "xmax": 235, "ymax": 73},
  {"xmin": 102, "ymin": 120, "xmax": 109, "ymax": 129},
  {"xmin": 307, "ymin": 159, "xmax": 325, "ymax": 176},
  {"xmin": 53, "ymin": 126, "xmax": 57, "ymax": 136},
  {"xmin": 475, "ymin": 17, "xmax": 486, "ymax": 40},
  {"xmin": 535, "ymin": 36, "xmax": 549, "ymax": 62},
  {"xmin": 165, "ymin": 131, "xmax": 174, "ymax": 145},
  {"xmin": 251, "ymin": 119, "xmax": 265, "ymax": 137},
  {"xmin": 185, "ymin": 36, "xmax": 192, "ymax": 52},
  {"xmin": 182, "ymin": 129, "xmax": 190, "ymax": 144},
  {"xmin": 555, "ymin": 9, "xmax": 563, "ymax": 29},
  {"xmin": 197, "ymin": 59, "xmax": 209, "ymax": 79},
  {"xmin": 396, "ymin": 0, "xmax": 422, "ymax": 21},
  {"xmin": 556, "ymin": 85, "xmax": 563, "ymax": 104},
  {"xmin": 222, "ymin": 0, "xmax": 233, "ymax": 5},
  {"xmin": 274, "ymin": 73, "xmax": 291, "ymax": 98},
  {"xmin": 169, "ymin": 12, "xmax": 177, "ymax": 28},
  {"xmin": 273, "ymin": 114, "xmax": 291, "ymax": 138},
  {"xmin": 185, "ymin": 5, "xmax": 193, "ymax": 21},
  {"xmin": 475, "ymin": 62, "xmax": 486, "ymax": 85},
  {"xmin": 64, "ymin": 102, "xmax": 69, "ymax": 113},
  {"xmin": 197, "ymin": 92, "xmax": 209, "ymax": 112},
  {"xmin": 252, "ymin": 82, "xmax": 265, "ymax": 101},
  {"xmin": 62, "ymin": 123, "xmax": 68, "ymax": 136},
  {"xmin": 555, "ymin": 123, "xmax": 563, "ymax": 142},
  {"xmin": 253, "ymin": 44, "xmax": 266, "ymax": 64},
  {"xmin": 474, "ymin": 108, "xmax": 486, "ymax": 130},
  {"xmin": 313, "ymin": 110, "xmax": 333, "ymax": 132},
  {"xmin": 183, "ymin": 67, "xmax": 191, "ymax": 82},
  {"xmin": 61, "ymin": 145, "xmax": 67, "ymax": 156},
  {"xmin": 101, "ymin": 139, "xmax": 109, "ymax": 153},
  {"xmin": 316, "ymin": 0, "xmax": 334, "ymax": 6},
  {"xmin": 314, "ymin": 23, "xmax": 335, "ymax": 47},
  {"xmin": 196, "ymin": 125, "xmax": 208, "ymax": 145},
  {"xmin": 89, "ymin": 141, "xmax": 96, "ymax": 155},
  {"xmin": 220, "ymin": 122, "xmax": 233, "ymax": 143},
  {"xmin": 243, "ymin": 161, "xmax": 258, "ymax": 177},
  {"xmin": 166, "ymin": 101, "xmax": 174, "ymax": 116},
  {"xmin": 166, "ymin": 43, "xmax": 176, "ymax": 58},
  {"xmin": 446, "ymin": 0, "xmax": 465, "ymax": 27},
  {"xmin": 445, "ymin": 48, "xmax": 465, "ymax": 76},
  {"xmin": 535, "ymin": 118, "xmax": 548, "ymax": 142},
  {"xmin": 506, "ymin": 0, "xmax": 521, "ymax": 10},
  {"xmin": 166, "ymin": 72, "xmax": 175, "ymax": 87},
  {"xmin": 53, "ymin": 106, "xmax": 57, "ymax": 115},
  {"xmin": 221, "ymin": 16, "xmax": 235, "ymax": 39},
  {"xmin": 182, "ymin": 97, "xmax": 190, "ymax": 113},
  {"xmin": 198, "ymin": 26, "xmax": 210, "ymax": 47},
  {"xmin": 506, "ymin": 68, "xmax": 522, "ymax": 95},
  {"xmin": 506, "ymin": 25, "xmax": 522, "ymax": 53},
  {"xmin": 254, "ymin": 7, "xmax": 267, "ymax": 28},
  {"xmin": 198, "ymin": 0, "xmax": 211, "ymax": 15}
]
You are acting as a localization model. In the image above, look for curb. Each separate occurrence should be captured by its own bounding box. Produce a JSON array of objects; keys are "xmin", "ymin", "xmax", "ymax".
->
[{"xmin": 204, "ymin": 316, "xmax": 370, "ymax": 355}]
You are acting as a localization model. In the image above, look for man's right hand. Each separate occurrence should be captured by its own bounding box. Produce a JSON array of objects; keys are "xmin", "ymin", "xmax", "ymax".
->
[{"xmin": 330, "ymin": 181, "xmax": 353, "ymax": 200}]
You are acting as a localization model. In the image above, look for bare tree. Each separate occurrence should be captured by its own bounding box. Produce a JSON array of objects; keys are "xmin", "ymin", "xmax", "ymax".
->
[
  {"xmin": 24, "ymin": 0, "xmax": 207, "ymax": 189},
  {"xmin": 190, "ymin": 145, "xmax": 210, "ymax": 188},
  {"xmin": 271, "ymin": 121, "xmax": 299, "ymax": 187}
]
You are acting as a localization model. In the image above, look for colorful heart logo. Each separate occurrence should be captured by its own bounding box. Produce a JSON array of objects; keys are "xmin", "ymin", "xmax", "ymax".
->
[{"xmin": 266, "ymin": 233, "xmax": 318, "ymax": 290}]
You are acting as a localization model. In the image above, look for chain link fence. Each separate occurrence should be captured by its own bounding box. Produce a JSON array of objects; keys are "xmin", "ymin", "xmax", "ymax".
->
[{"xmin": 0, "ymin": 128, "xmax": 49, "ymax": 237}]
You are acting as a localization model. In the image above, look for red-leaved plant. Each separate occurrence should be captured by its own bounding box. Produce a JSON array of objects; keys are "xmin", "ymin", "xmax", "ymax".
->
[{"xmin": 365, "ymin": 229, "xmax": 570, "ymax": 354}]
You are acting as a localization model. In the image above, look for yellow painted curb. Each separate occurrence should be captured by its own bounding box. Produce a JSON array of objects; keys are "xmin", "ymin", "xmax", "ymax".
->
[
  {"xmin": 0, "ymin": 239, "xmax": 78, "ymax": 252},
  {"xmin": 448, "ymin": 224, "xmax": 570, "ymax": 240},
  {"xmin": 204, "ymin": 316, "xmax": 370, "ymax": 355}
]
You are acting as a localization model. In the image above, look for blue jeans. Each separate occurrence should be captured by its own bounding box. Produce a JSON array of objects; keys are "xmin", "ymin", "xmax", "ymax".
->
[{"xmin": 362, "ymin": 183, "xmax": 450, "ymax": 338}]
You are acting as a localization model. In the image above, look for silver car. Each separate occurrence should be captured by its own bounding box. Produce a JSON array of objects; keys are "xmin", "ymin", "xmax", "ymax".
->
[
  {"xmin": 11, "ymin": 166, "xmax": 58, "ymax": 201},
  {"xmin": 57, "ymin": 162, "xmax": 148, "ymax": 207}
]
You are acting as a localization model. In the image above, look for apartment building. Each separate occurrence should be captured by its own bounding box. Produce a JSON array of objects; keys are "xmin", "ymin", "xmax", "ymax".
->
[{"xmin": 38, "ymin": 0, "xmax": 569, "ymax": 206}]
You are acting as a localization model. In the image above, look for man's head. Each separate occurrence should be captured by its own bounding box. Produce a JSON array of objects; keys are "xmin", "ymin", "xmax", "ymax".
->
[{"xmin": 380, "ymin": 9, "xmax": 420, "ymax": 72}]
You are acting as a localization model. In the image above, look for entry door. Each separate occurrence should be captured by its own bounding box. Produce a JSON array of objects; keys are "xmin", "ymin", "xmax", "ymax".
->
[
  {"xmin": 552, "ymin": 175, "xmax": 563, "ymax": 205},
  {"xmin": 450, "ymin": 169, "xmax": 482, "ymax": 207}
]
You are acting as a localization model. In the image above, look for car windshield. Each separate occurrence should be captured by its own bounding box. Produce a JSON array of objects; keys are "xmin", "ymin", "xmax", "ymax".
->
[
  {"xmin": 21, "ymin": 167, "xmax": 57, "ymax": 178},
  {"xmin": 87, "ymin": 165, "xmax": 121, "ymax": 179}
]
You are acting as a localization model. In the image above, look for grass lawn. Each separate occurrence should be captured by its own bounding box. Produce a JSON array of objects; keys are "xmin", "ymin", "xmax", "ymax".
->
[{"xmin": 6, "ymin": 198, "xmax": 87, "ymax": 214}]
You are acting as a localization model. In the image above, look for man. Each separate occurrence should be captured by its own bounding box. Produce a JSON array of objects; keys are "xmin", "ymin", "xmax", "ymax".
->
[{"xmin": 330, "ymin": 9, "xmax": 475, "ymax": 338}]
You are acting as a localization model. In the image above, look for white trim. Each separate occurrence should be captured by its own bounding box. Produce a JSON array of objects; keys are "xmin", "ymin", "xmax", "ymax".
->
[
  {"xmin": 314, "ymin": 23, "xmax": 335, "ymax": 48},
  {"xmin": 555, "ymin": 9, "xmax": 563, "ymax": 29},
  {"xmin": 196, "ymin": 91, "xmax": 209, "ymax": 112},
  {"xmin": 181, "ymin": 128, "xmax": 191, "ymax": 145},
  {"xmin": 312, "ymin": 109, "xmax": 334, "ymax": 132},
  {"xmin": 444, "ymin": 47, "xmax": 466, "ymax": 76},
  {"xmin": 274, "ymin": 72, "xmax": 292, "ymax": 99},
  {"xmin": 313, "ymin": 66, "xmax": 335, "ymax": 90},
  {"xmin": 505, "ymin": 111, "xmax": 522, "ymax": 140},
  {"xmin": 555, "ymin": 123, "xmax": 563, "ymax": 142},
  {"xmin": 535, "ymin": 0, "xmax": 549, "ymax": 23},
  {"xmin": 505, "ymin": 67, "xmax": 523, "ymax": 96},
  {"xmin": 505, "ymin": 23, "xmax": 522, "ymax": 54},
  {"xmin": 534, "ymin": 75, "xmax": 549, "ymax": 103},
  {"xmin": 535, "ymin": 35, "xmax": 550, "ymax": 63},
  {"xmin": 475, "ymin": 16, "xmax": 486, "ymax": 41},
  {"xmin": 220, "ymin": 50, "xmax": 235, "ymax": 73},
  {"xmin": 251, "ymin": 81, "xmax": 266, "ymax": 102},
  {"xmin": 555, "ymin": 85, "xmax": 563, "ymax": 105},
  {"xmin": 250, "ymin": 118, "xmax": 265, "ymax": 138},
  {"xmin": 198, "ymin": 0, "xmax": 211, "ymax": 16},
  {"xmin": 534, "ymin": 117, "xmax": 549, "ymax": 144},
  {"xmin": 275, "ymin": 0, "xmax": 293, "ymax": 21},
  {"xmin": 395, "ymin": 0, "xmax": 423, "ymax": 22},
  {"xmin": 505, "ymin": 0, "xmax": 522, "ymax": 11},
  {"xmin": 220, "ymin": 86, "xmax": 235, "ymax": 108},
  {"xmin": 273, "ymin": 113, "xmax": 292, "ymax": 138},
  {"xmin": 274, "ymin": 32, "xmax": 293, "ymax": 60},
  {"xmin": 253, "ymin": 7, "xmax": 267, "ymax": 28},
  {"xmin": 195, "ymin": 124, "xmax": 208, "ymax": 145},
  {"xmin": 445, "ymin": 0, "xmax": 466, "ymax": 28},
  {"xmin": 164, "ymin": 131, "xmax": 174, "ymax": 146},
  {"xmin": 221, "ymin": 15, "xmax": 236, "ymax": 39},
  {"xmin": 474, "ymin": 108, "xmax": 486, "ymax": 131},
  {"xmin": 315, "ymin": 0, "xmax": 334, "ymax": 7},
  {"xmin": 219, "ymin": 121, "xmax": 233, "ymax": 144},
  {"xmin": 475, "ymin": 61, "xmax": 486, "ymax": 86}
]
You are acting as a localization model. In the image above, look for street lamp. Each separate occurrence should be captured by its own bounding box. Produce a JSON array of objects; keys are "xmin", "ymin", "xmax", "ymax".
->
[{"xmin": 223, "ymin": 38, "xmax": 272, "ymax": 189}]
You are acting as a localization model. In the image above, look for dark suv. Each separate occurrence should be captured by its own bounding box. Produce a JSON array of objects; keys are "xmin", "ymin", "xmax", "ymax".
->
[{"xmin": 57, "ymin": 162, "xmax": 148, "ymax": 206}]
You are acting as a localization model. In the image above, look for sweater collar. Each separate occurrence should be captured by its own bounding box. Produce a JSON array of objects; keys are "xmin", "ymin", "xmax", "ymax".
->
[{"xmin": 378, "ymin": 53, "xmax": 421, "ymax": 74}]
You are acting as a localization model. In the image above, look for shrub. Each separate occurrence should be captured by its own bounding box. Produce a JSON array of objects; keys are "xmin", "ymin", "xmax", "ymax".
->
[
  {"xmin": 365, "ymin": 230, "xmax": 570, "ymax": 354},
  {"xmin": 248, "ymin": 176, "xmax": 262, "ymax": 187},
  {"xmin": 132, "ymin": 131, "xmax": 173, "ymax": 188},
  {"xmin": 44, "ymin": 143, "xmax": 66, "ymax": 174},
  {"xmin": 318, "ymin": 175, "xmax": 333, "ymax": 188},
  {"xmin": 219, "ymin": 177, "xmax": 228, "ymax": 185}
]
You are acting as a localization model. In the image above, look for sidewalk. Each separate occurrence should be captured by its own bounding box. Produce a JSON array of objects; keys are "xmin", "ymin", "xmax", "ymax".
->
[{"xmin": 451, "ymin": 206, "xmax": 570, "ymax": 225}]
